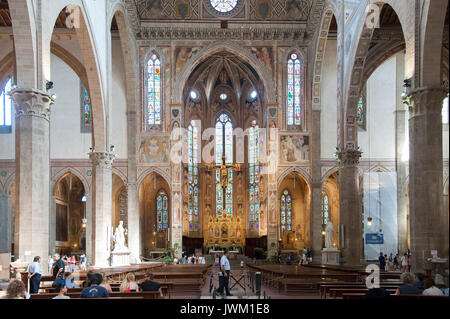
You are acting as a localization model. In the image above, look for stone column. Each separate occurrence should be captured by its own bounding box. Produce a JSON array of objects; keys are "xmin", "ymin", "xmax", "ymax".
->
[
  {"xmin": 408, "ymin": 87, "xmax": 446, "ymax": 271},
  {"xmin": 0, "ymin": 190, "xmax": 11, "ymax": 254},
  {"xmin": 89, "ymin": 151, "xmax": 115, "ymax": 268},
  {"xmin": 310, "ymin": 109, "xmax": 323, "ymax": 263},
  {"xmin": 395, "ymin": 54, "xmax": 408, "ymax": 254},
  {"xmin": 337, "ymin": 149, "xmax": 363, "ymax": 266},
  {"xmin": 126, "ymin": 182, "xmax": 139, "ymax": 263},
  {"xmin": 49, "ymin": 194, "xmax": 56, "ymax": 255},
  {"xmin": 10, "ymin": 88, "xmax": 53, "ymax": 273}
]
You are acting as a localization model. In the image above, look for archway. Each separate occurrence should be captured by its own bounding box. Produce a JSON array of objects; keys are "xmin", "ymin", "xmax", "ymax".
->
[
  {"xmin": 112, "ymin": 173, "xmax": 127, "ymax": 247},
  {"xmin": 322, "ymin": 172, "xmax": 340, "ymax": 249},
  {"xmin": 139, "ymin": 172, "xmax": 171, "ymax": 258},
  {"xmin": 277, "ymin": 172, "xmax": 311, "ymax": 252}
]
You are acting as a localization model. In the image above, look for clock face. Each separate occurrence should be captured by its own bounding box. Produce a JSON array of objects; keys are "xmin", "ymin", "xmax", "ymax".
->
[{"xmin": 209, "ymin": 0, "xmax": 238, "ymax": 13}]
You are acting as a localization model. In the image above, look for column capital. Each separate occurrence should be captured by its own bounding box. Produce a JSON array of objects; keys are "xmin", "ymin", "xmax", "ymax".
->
[
  {"xmin": 408, "ymin": 86, "xmax": 447, "ymax": 114},
  {"xmin": 9, "ymin": 87, "xmax": 54, "ymax": 121},
  {"xmin": 89, "ymin": 151, "xmax": 116, "ymax": 169},
  {"xmin": 337, "ymin": 149, "xmax": 362, "ymax": 167}
]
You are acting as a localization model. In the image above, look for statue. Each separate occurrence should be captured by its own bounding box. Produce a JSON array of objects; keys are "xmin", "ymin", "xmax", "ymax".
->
[
  {"xmin": 113, "ymin": 221, "xmax": 128, "ymax": 252},
  {"xmin": 325, "ymin": 218, "xmax": 334, "ymax": 249}
]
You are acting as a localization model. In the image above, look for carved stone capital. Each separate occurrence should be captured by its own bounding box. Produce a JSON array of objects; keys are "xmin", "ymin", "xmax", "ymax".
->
[
  {"xmin": 337, "ymin": 149, "xmax": 362, "ymax": 167},
  {"xmin": 408, "ymin": 87, "xmax": 447, "ymax": 116},
  {"xmin": 89, "ymin": 151, "xmax": 116, "ymax": 169},
  {"xmin": 9, "ymin": 87, "xmax": 54, "ymax": 121}
]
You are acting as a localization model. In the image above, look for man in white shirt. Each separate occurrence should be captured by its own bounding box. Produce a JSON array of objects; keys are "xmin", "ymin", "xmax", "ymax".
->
[
  {"xmin": 213, "ymin": 249, "xmax": 232, "ymax": 298},
  {"xmin": 28, "ymin": 256, "xmax": 42, "ymax": 294}
]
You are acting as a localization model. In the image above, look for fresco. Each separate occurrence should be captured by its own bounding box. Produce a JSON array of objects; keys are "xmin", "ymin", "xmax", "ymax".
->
[
  {"xmin": 139, "ymin": 135, "xmax": 170, "ymax": 164},
  {"xmin": 279, "ymin": 135, "xmax": 310, "ymax": 163}
]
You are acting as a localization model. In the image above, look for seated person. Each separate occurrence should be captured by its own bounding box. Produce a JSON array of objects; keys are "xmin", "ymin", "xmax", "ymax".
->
[
  {"xmin": 1, "ymin": 280, "xmax": 26, "ymax": 299},
  {"xmin": 120, "ymin": 273, "xmax": 139, "ymax": 292},
  {"xmin": 413, "ymin": 273, "xmax": 425, "ymax": 288},
  {"xmin": 422, "ymin": 278, "xmax": 444, "ymax": 296},
  {"xmin": 364, "ymin": 287, "xmax": 391, "ymax": 299},
  {"xmin": 139, "ymin": 272, "xmax": 163, "ymax": 297},
  {"xmin": 395, "ymin": 272, "xmax": 420, "ymax": 295},
  {"xmin": 444, "ymin": 288, "xmax": 449, "ymax": 296},
  {"xmin": 99, "ymin": 272, "xmax": 113, "ymax": 294},
  {"xmin": 80, "ymin": 273, "xmax": 110, "ymax": 298},
  {"xmin": 63, "ymin": 272, "xmax": 76, "ymax": 289},
  {"xmin": 52, "ymin": 283, "xmax": 70, "ymax": 299}
]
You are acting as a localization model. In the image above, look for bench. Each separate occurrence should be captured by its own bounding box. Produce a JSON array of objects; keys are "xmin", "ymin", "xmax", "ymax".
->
[
  {"xmin": 342, "ymin": 293, "xmax": 449, "ymax": 300},
  {"xmin": 30, "ymin": 291, "xmax": 162, "ymax": 299}
]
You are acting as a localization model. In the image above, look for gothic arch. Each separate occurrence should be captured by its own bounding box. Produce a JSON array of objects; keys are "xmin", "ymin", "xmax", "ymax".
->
[
  {"xmin": 277, "ymin": 167, "xmax": 311, "ymax": 187},
  {"xmin": 137, "ymin": 168, "xmax": 171, "ymax": 190},
  {"xmin": 52, "ymin": 168, "xmax": 90, "ymax": 196},
  {"xmin": 112, "ymin": 168, "xmax": 128, "ymax": 185},
  {"xmin": 321, "ymin": 166, "xmax": 339, "ymax": 185},
  {"xmin": 174, "ymin": 41, "xmax": 275, "ymax": 105}
]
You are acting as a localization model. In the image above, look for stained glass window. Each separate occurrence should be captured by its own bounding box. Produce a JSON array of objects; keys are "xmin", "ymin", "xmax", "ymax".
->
[
  {"xmin": 80, "ymin": 82, "xmax": 92, "ymax": 133},
  {"xmin": 210, "ymin": 0, "xmax": 238, "ymax": 13},
  {"xmin": 156, "ymin": 191, "xmax": 168, "ymax": 231},
  {"xmin": 188, "ymin": 120, "xmax": 199, "ymax": 231},
  {"xmin": 0, "ymin": 78, "xmax": 12, "ymax": 132},
  {"xmin": 287, "ymin": 53, "xmax": 302, "ymax": 126},
  {"xmin": 357, "ymin": 91, "xmax": 366, "ymax": 129},
  {"xmin": 119, "ymin": 189, "xmax": 128, "ymax": 230},
  {"xmin": 321, "ymin": 192, "xmax": 329, "ymax": 225},
  {"xmin": 249, "ymin": 120, "xmax": 260, "ymax": 232},
  {"xmin": 280, "ymin": 189, "xmax": 292, "ymax": 235},
  {"xmin": 216, "ymin": 114, "xmax": 233, "ymax": 220},
  {"xmin": 147, "ymin": 53, "xmax": 161, "ymax": 125}
]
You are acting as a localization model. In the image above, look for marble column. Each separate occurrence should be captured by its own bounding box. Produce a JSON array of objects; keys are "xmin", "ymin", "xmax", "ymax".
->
[
  {"xmin": 10, "ymin": 88, "xmax": 53, "ymax": 273},
  {"xmin": 395, "ymin": 54, "xmax": 408, "ymax": 255},
  {"xmin": 89, "ymin": 151, "xmax": 115, "ymax": 268},
  {"xmin": 337, "ymin": 149, "xmax": 363, "ymax": 266},
  {"xmin": 310, "ymin": 109, "xmax": 323, "ymax": 263},
  {"xmin": 408, "ymin": 87, "xmax": 447, "ymax": 271}
]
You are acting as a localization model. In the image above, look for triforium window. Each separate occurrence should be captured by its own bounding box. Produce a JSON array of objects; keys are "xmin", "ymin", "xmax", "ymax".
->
[
  {"xmin": 146, "ymin": 53, "xmax": 162, "ymax": 126},
  {"xmin": 280, "ymin": 189, "xmax": 292, "ymax": 235},
  {"xmin": 321, "ymin": 191, "xmax": 329, "ymax": 225},
  {"xmin": 188, "ymin": 120, "xmax": 199, "ymax": 231},
  {"xmin": 287, "ymin": 53, "xmax": 302, "ymax": 126},
  {"xmin": 80, "ymin": 82, "xmax": 92, "ymax": 133},
  {"xmin": 210, "ymin": 0, "xmax": 238, "ymax": 13},
  {"xmin": 156, "ymin": 191, "xmax": 168, "ymax": 232},
  {"xmin": 0, "ymin": 77, "xmax": 12, "ymax": 133},
  {"xmin": 216, "ymin": 114, "xmax": 233, "ymax": 220},
  {"xmin": 249, "ymin": 120, "xmax": 260, "ymax": 232},
  {"xmin": 119, "ymin": 189, "xmax": 128, "ymax": 230},
  {"xmin": 357, "ymin": 89, "xmax": 366, "ymax": 130}
]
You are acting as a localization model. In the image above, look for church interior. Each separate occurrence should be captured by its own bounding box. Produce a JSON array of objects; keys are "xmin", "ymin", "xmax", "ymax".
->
[{"xmin": 0, "ymin": 0, "xmax": 448, "ymax": 300}]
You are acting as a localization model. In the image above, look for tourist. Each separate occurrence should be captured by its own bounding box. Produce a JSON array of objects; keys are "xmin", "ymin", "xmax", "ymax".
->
[
  {"xmin": 28, "ymin": 256, "xmax": 42, "ymax": 294},
  {"xmin": 407, "ymin": 250, "xmax": 412, "ymax": 272},
  {"xmin": 286, "ymin": 255, "xmax": 291, "ymax": 265},
  {"xmin": 48, "ymin": 255, "xmax": 54, "ymax": 275},
  {"xmin": 52, "ymin": 254, "xmax": 65, "ymax": 285},
  {"xmin": 173, "ymin": 256, "xmax": 179, "ymax": 264},
  {"xmin": 80, "ymin": 273, "xmax": 109, "ymax": 298},
  {"xmin": 378, "ymin": 252, "xmax": 386, "ymax": 271},
  {"xmin": 393, "ymin": 253, "xmax": 399, "ymax": 270},
  {"xmin": 120, "ymin": 273, "xmax": 139, "ymax": 292},
  {"xmin": 307, "ymin": 249, "xmax": 312, "ymax": 264},
  {"xmin": 69, "ymin": 255, "xmax": 76, "ymax": 272},
  {"xmin": 64, "ymin": 272, "xmax": 76, "ymax": 289},
  {"xmin": 191, "ymin": 254, "xmax": 196, "ymax": 264},
  {"xmin": 1, "ymin": 279, "xmax": 26, "ymax": 299},
  {"xmin": 412, "ymin": 273, "xmax": 425, "ymax": 288},
  {"xmin": 214, "ymin": 254, "xmax": 219, "ymax": 266},
  {"xmin": 213, "ymin": 249, "xmax": 232, "ymax": 298},
  {"xmin": 422, "ymin": 278, "xmax": 444, "ymax": 296},
  {"xmin": 444, "ymin": 288, "xmax": 449, "ymax": 296},
  {"xmin": 80, "ymin": 254, "xmax": 87, "ymax": 271},
  {"xmin": 99, "ymin": 272, "xmax": 113, "ymax": 294},
  {"xmin": 387, "ymin": 253, "xmax": 394, "ymax": 271},
  {"xmin": 139, "ymin": 272, "xmax": 163, "ymax": 297},
  {"xmin": 52, "ymin": 283, "xmax": 70, "ymax": 299},
  {"xmin": 302, "ymin": 252, "xmax": 307, "ymax": 265},
  {"xmin": 401, "ymin": 253, "xmax": 408, "ymax": 272},
  {"xmin": 395, "ymin": 272, "xmax": 420, "ymax": 295}
]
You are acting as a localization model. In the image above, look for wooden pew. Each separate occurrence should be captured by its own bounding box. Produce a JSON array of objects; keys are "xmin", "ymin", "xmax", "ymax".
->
[
  {"xmin": 343, "ymin": 293, "xmax": 449, "ymax": 300},
  {"xmin": 329, "ymin": 287, "xmax": 398, "ymax": 298},
  {"xmin": 30, "ymin": 291, "xmax": 162, "ymax": 299},
  {"xmin": 319, "ymin": 282, "xmax": 401, "ymax": 299}
]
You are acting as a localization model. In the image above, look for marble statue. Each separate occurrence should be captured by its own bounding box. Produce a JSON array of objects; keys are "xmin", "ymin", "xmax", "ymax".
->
[
  {"xmin": 113, "ymin": 221, "xmax": 128, "ymax": 252},
  {"xmin": 325, "ymin": 218, "xmax": 334, "ymax": 249}
]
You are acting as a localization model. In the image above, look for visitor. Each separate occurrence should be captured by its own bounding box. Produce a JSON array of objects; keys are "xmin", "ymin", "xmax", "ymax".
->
[
  {"xmin": 52, "ymin": 283, "xmax": 70, "ymax": 299},
  {"xmin": 286, "ymin": 255, "xmax": 291, "ymax": 265},
  {"xmin": 80, "ymin": 273, "xmax": 109, "ymax": 298},
  {"xmin": 81, "ymin": 271, "xmax": 94, "ymax": 288},
  {"xmin": 302, "ymin": 252, "xmax": 307, "ymax": 265},
  {"xmin": 387, "ymin": 253, "xmax": 393, "ymax": 271},
  {"xmin": 393, "ymin": 253, "xmax": 399, "ymax": 270},
  {"xmin": 214, "ymin": 254, "xmax": 219, "ymax": 266},
  {"xmin": 378, "ymin": 252, "xmax": 386, "ymax": 271},
  {"xmin": 1, "ymin": 279, "xmax": 26, "ymax": 299},
  {"xmin": 48, "ymin": 255, "xmax": 54, "ymax": 275},
  {"xmin": 69, "ymin": 256, "xmax": 76, "ymax": 272},
  {"xmin": 422, "ymin": 278, "xmax": 444, "ymax": 296},
  {"xmin": 139, "ymin": 272, "xmax": 163, "ymax": 297},
  {"xmin": 444, "ymin": 288, "xmax": 449, "ymax": 296},
  {"xmin": 52, "ymin": 254, "xmax": 66, "ymax": 287},
  {"xmin": 173, "ymin": 257, "xmax": 179, "ymax": 264},
  {"xmin": 182, "ymin": 254, "xmax": 187, "ymax": 264},
  {"xmin": 401, "ymin": 253, "xmax": 408, "ymax": 272},
  {"xmin": 407, "ymin": 250, "xmax": 412, "ymax": 272},
  {"xmin": 191, "ymin": 254, "xmax": 196, "ymax": 264},
  {"xmin": 119, "ymin": 272, "xmax": 139, "ymax": 292},
  {"xmin": 80, "ymin": 254, "xmax": 87, "ymax": 271},
  {"xmin": 395, "ymin": 272, "xmax": 420, "ymax": 295},
  {"xmin": 412, "ymin": 273, "xmax": 425, "ymax": 288},
  {"xmin": 307, "ymin": 249, "xmax": 312, "ymax": 264},
  {"xmin": 64, "ymin": 272, "xmax": 76, "ymax": 289},
  {"xmin": 213, "ymin": 249, "xmax": 232, "ymax": 298},
  {"xmin": 99, "ymin": 272, "xmax": 113, "ymax": 294},
  {"xmin": 28, "ymin": 256, "xmax": 42, "ymax": 294}
]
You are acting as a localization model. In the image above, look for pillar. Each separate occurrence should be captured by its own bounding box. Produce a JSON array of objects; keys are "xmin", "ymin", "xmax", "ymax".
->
[
  {"xmin": 10, "ymin": 88, "xmax": 53, "ymax": 273},
  {"xmin": 310, "ymin": 108, "xmax": 323, "ymax": 263},
  {"xmin": 395, "ymin": 53, "xmax": 408, "ymax": 254},
  {"xmin": 89, "ymin": 151, "xmax": 115, "ymax": 268},
  {"xmin": 337, "ymin": 149, "xmax": 363, "ymax": 266},
  {"xmin": 0, "ymin": 190, "xmax": 11, "ymax": 254},
  {"xmin": 408, "ymin": 87, "xmax": 447, "ymax": 271}
]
